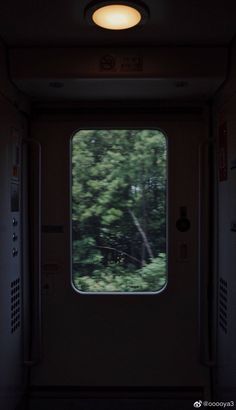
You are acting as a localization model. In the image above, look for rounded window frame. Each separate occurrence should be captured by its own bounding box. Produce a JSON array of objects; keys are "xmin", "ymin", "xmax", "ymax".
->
[{"xmin": 70, "ymin": 127, "xmax": 169, "ymax": 296}]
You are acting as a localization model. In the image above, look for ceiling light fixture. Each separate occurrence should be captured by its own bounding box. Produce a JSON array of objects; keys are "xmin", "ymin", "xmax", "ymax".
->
[{"xmin": 85, "ymin": 1, "xmax": 149, "ymax": 30}]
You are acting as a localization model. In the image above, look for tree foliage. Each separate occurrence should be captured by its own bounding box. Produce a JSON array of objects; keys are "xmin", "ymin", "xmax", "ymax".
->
[{"xmin": 72, "ymin": 129, "xmax": 167, "ymax": 292}]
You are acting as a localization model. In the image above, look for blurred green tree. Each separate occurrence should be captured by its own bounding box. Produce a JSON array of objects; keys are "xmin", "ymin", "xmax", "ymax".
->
[{"xmin": 72, "ymin": 129, "xmax": 167, "ymax": 292}]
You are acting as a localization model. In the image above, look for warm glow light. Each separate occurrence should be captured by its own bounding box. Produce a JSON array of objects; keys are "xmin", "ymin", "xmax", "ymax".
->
[{"xmin": 92, "ymin": 4, "xmax": 142, "ymax": 30}]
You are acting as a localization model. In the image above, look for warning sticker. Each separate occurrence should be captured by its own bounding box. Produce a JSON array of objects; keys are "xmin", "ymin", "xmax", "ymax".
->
[
  {"xmin": 100, "ymin": 55, "xmax": 116, "ymax": 71},
  {"xmin": 99, "ymin": 54, "xmax": 143, "ymax": 73},
  {"xmin": 120, "ymin": 56, "xmax": 143, "ymax": 72}
]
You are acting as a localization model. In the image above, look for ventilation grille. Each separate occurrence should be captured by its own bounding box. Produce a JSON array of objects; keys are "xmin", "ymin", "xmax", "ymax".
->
[
  {"xmin": 219, "ymin": 277, "xmax": 228, "ymax": 334},
  {"xmin": 11, "ymin": 278, "xmax": 21, "ymax": 334}
]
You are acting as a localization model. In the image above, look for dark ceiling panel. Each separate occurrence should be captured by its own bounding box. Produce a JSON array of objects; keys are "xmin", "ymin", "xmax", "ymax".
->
[
  {"xmin": 0, "ymin": 0, "xmax": 236, "ymax": 47},
  {"xmin": 9, "ymin": 46, "xmax": 227, "ymax": 101}
]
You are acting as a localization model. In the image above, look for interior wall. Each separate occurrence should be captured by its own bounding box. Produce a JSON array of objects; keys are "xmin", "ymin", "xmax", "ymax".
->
[
  {"xmin": 0, "ymin": 39, "xmax": 30, "ymax": 410},
  {"xmin": 213, "ymin": 37, "xmax": 236, "ymax": 401}
]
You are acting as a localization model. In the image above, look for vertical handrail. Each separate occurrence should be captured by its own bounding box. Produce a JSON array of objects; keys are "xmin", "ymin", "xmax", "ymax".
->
[
  {"xmin": 22, "ymin": 138, "xmax": 42, "ymax": 367},
  {"xmin": 198, "ymin": 139, "xmax": 216, "ymax": 367}
]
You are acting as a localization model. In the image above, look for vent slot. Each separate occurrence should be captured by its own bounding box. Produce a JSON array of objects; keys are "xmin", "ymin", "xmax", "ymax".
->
[
  {"xmin": 10, "ymin": 277, "xmax": 21, "ymax": 334},
  {"xmin": 219, "ymin": 278, "xmax": 228, "ymax": 334}
]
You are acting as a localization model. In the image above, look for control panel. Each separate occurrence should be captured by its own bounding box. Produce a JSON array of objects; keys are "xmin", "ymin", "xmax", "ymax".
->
[{"xmin": 10, "ymin": 144, "xmax": 20, "ymax": 263}]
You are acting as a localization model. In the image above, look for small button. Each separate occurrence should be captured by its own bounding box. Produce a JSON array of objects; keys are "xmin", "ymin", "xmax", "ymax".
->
[
  {"xmin": 12, "ymin": 218, "xmax": 18, "ymax": 226},
  {"xmin": 12, "ymin": 248, "xmax": 18, "ymax": 257},
  {"xmin": 12, "ymin": 233, "xmax": 18, "ymax": 241}
]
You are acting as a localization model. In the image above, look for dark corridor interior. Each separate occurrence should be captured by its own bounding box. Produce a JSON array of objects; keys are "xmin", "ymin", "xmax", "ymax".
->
[{"xmin": 0, "ymin": 1, "xmax": 236, "ymax": 409}]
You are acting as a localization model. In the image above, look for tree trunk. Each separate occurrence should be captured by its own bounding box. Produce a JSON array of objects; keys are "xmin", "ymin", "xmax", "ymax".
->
[{"xmin": 128, "ymin": 209, "xmax": 154, "ymax": 260}]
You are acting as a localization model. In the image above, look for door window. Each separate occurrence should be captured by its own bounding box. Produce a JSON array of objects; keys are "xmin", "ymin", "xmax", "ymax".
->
[{"xmin": 71, "ymin": 129, "xmax": 167, "ymax": 293}]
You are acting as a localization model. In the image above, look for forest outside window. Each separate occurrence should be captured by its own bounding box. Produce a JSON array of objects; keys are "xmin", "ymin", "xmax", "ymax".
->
[{"xmin": 71, "ymin": 129, "xmax": 167, "ymax": 293}]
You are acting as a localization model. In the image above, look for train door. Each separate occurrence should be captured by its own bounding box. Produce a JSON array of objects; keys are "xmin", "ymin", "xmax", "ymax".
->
[{"xmin": 29, "ymin": 109, "xmax": 212, "ymax": 405}]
